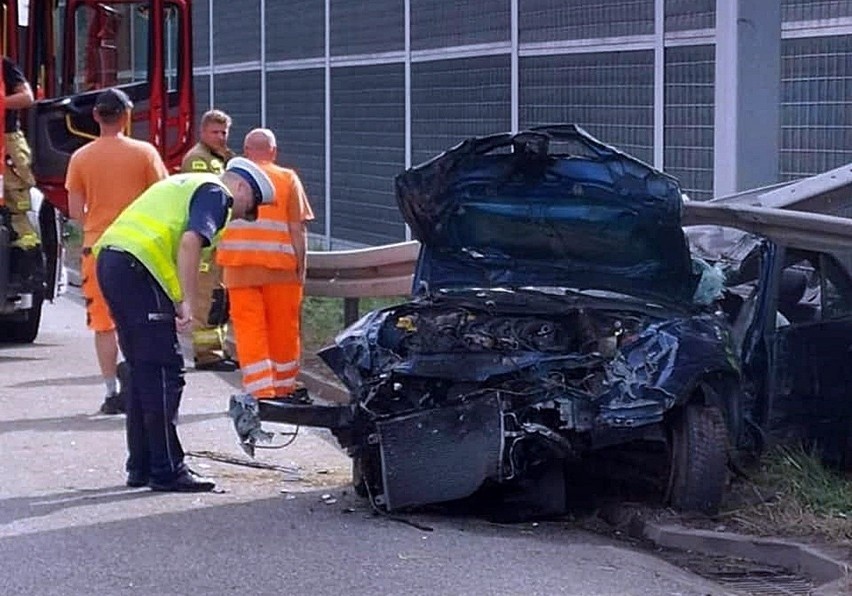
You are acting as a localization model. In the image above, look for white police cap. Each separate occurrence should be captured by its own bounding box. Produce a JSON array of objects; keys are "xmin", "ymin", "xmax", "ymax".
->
[{"xmin": 225, "ymin": 156, "xmax": 275, "ymax": 205}]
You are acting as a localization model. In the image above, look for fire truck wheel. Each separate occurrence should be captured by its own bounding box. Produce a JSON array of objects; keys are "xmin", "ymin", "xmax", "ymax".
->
[{"xmin": 0, "ymin": 291, "xmax": 43, "ymax": 343}]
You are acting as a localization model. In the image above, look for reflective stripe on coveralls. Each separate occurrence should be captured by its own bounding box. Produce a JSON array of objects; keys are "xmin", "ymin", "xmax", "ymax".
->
[
  {"xmin": 4, "ymin": 131, "xmax": 39, "ymax": 249},
  {"xmin": 93, "ymin": 173, "xmax": 229, "ymax": 302},
  {"xmin": 216, "ymin": 218, "xmax": 297, "ymax": 268},
  {"xmin": 228, "ymin": 283, "xmax": 303, "ymax": 398}
]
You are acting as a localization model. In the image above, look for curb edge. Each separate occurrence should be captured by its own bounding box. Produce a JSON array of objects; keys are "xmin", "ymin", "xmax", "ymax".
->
[{"xmin": 640, "ymin": 519, "xmax": 850, "ymax": 593}]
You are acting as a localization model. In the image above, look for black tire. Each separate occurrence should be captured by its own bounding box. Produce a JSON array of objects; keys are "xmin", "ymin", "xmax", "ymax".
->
[
  {"xmin": 666, "ymin": 404, "xmax": 728, "ymax": 514},
  {"xmin": 0, "ymin": 293, "xmax": 43, "ymax": 343}
]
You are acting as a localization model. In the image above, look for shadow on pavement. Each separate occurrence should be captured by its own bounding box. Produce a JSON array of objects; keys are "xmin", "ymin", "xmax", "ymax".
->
[
  {"xmin": 0, "ymin": 411, "xmax": 227, "ymax": 434},
  {"xmin": 0, "ymin": 354, "xmax": 46, "ymax": 364},
  {"xmin": 7, "ymin": 374, "xmax": 104, "ymax": 389},
  {"xmin": 0, "ymin": 486, "xmax": 159, "ymax": 525},
  {"xmin": 0, "ymin": 341, "xmax": 61, "ymax": 349}
]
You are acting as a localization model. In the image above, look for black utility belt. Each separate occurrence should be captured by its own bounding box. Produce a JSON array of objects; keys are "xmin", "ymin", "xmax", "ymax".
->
[{"xmin": 83, "ymin": 246, "xmax": 126, "ymax": 255}]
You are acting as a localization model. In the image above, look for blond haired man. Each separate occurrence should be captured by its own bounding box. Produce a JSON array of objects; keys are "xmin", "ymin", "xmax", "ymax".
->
[{"xmin": 180, "ymin": 109, "xmax": 238, "ymax": 371}]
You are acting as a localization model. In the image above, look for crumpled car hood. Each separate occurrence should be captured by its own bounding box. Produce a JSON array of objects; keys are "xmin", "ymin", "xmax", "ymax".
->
[{"xmin": 395, "ymin": 125, "xmax": 699, "ymax": 304}]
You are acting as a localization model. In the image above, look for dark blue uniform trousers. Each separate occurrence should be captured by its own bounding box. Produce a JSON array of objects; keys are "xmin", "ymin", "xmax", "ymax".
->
[{"xmin": 97, "ymin": 248, "xmax": 188, "ymax": 483}]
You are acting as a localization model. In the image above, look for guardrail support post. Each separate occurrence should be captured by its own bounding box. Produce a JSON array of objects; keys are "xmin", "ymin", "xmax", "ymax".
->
[{"xmin": 343, "ymin": 298, "xmax": 360, "ymax": 326}]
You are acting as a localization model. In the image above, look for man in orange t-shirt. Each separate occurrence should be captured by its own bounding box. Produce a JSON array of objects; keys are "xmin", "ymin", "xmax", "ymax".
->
[
  {"xmin": 65, "ymin": 87, "xmax": 169, "ymax": 415},
  {"xmin": 217, "ymin": 128, "xmax": 314, "ymax": 400}
]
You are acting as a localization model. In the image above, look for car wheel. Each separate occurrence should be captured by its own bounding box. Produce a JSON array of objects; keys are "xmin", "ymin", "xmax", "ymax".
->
[
  {"xmin": 0, "ymin": 292, "xmax": 44, "ymax": 344},
  {"xmin": 666, "ymin": 404, "xmax": 728, "ymax": 514}
]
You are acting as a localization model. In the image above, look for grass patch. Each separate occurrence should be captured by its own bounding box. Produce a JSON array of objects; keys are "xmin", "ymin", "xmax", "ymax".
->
[
  {"xmin": 302, "ymin": 295, "xmax": 406, "ymax": 353},
  {"xmin": 761, "ymin": 445, "xmax": 852, "ymax": 518},
  {"xmin": 722, "ymin": 445, "xmax": 852, "ymax": 542}
]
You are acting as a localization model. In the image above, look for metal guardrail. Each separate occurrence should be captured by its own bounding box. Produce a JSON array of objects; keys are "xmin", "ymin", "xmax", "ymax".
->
[{"xmin": 305, "ymin": 240, "xmax": 419, "ymax": 324}]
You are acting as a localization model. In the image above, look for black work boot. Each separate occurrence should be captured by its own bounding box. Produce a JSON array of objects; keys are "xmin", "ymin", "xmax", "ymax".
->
[{"xmin": 99, "ymin": 393, "xmax": 126, "ymax": 415}]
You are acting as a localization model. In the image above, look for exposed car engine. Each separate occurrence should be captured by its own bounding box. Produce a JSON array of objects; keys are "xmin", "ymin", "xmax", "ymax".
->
[{"xmin": 355, "ymin": 302, "xmax": 652, "ymax": 421}]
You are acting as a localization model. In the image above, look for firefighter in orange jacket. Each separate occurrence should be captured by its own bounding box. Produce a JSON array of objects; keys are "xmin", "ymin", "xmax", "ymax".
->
[{"xmin": 217, "ymin": 129, "xmax": 314, "ymax": 399}]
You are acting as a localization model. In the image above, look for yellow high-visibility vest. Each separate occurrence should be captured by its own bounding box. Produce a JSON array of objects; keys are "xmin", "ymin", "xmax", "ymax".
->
[{"xmin": 94, "ymin": 173, "xmax": 231, "ymax": 302}]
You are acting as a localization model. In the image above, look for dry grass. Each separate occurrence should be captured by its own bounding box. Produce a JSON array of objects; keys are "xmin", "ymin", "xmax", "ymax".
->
[{"xmin": 720, "ymin": 445, "xmax": 852, "ymax": 543}]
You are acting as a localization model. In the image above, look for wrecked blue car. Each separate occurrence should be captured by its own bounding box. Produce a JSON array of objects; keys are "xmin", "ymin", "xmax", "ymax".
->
[{"xmin": 238, "ymin": 126, "xmax": 745, "ymax": 515}]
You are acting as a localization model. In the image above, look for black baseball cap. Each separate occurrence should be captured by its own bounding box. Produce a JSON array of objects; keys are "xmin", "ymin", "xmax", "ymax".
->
[{"xmin": 94, "ymin": 88, "xmax": 134, "ymax": 114}]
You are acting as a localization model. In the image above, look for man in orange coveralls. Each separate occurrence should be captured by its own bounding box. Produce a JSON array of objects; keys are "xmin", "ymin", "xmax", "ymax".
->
[{"xmin": 217, "ymin": 129, "xmax": 314, "ymax": 400}]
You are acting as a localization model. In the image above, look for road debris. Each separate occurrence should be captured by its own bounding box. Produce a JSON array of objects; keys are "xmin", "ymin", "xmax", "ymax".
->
[{"xmin": 186, "ymin": 450, "xmax": 302, "ymax": 480}]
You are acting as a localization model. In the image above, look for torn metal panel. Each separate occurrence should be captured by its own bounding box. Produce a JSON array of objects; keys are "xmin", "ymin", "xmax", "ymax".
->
[{"xmin": 598, "ymin": 316, "xmax": 738, "ymax": 428}]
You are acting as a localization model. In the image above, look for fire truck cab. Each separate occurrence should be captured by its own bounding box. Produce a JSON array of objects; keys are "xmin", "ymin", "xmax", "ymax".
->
[{"xmin": 0, "ymin": 0, "xmax": 194, "ymax": 342}]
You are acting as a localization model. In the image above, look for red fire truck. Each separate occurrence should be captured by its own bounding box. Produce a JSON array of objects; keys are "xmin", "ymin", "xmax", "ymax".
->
[{"xmin": 0, "ymin": 0, "xmax": 195, "ymax": 342}]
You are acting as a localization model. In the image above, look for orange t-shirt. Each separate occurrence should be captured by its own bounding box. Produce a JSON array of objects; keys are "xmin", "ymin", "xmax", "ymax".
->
[
  {"xmin": 65, "ymin": 136, "xmax": 169, "ymax": 247},
  {"xmin": 222, "ymin": 162, "xmax": 315, "ymax": 288}
]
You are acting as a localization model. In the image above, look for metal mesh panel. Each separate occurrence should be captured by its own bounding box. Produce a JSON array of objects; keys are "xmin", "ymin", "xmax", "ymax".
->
[
  {"xmin": 520, "ymin": 0, "xmax": 654, "ymax": 43},
  {"xmin": 330, "ymin": 0, "xmax": 404, "ymax": 56},
  {"xmin": 266, "ymin": 0, "xmax": 325, "ymax": 61},
  {"xmin": 212, "ymin": 72, "xmax": 261, "ymax": 150},
  {"xmin": 192, "ymin": 0, "xmax": 209, "ymax": 65},
  {"xmin": 267, "ymin": 70, "xmax": 327, "ymax": 231},
  {"xmin": 782, "ymin": 0, "xmax": 852, "ymax": 21},
  {"xmin": 665, "ymin": 0, "xmax": 715, "ymax": 32},
  {"xmin": 519, "ymin": 52, "xmax": 655, "ymax": 165},
  {"xmin": 331, "ymin": 64, "xmax": 406, "ymax": 246},
  {"xmin": 664, "ymin": 45, "xmax": 715, "ymax": 200},
  {"xmin": 193, "ymin": 75, "xmax": 210, "ymax": 114},
  {"xmin": 213, "ymin": 0, "xmax": 260, "ymax": 63},
  {"xmin": 411, "ymin": 0, "xmax": 510, "ymax": 51},
  {"xmin": 781, "ymin": 36, "xmax": 852, "ymax": 181},
  {"xmin": 411, "ymin": 55, "xmax": 511, "ymax": 166}
]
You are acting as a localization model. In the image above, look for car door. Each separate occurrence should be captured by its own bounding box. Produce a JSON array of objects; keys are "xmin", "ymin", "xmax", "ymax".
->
[{"xmin": 769, "ymin": 247, "xmax": 852, "ymax": 467}]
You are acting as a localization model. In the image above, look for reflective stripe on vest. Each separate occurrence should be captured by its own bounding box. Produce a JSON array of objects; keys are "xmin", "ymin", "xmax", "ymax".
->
[
  {"xmin": 93, "ymin": 173, "xmax": 229, "ymax": 302},
  {"xmin": 216, "ymin": 209, "xmax": 298, "ymax": 270}
]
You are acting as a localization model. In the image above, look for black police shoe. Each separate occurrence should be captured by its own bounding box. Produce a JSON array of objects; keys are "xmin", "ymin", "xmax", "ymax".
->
[
  {"xmin": 194, "ymin": 357, "xmax": 239, "ymax": 372},
  {"xmin": 149, "ymin": 470, "xmax": 216, "ymax": 493}
]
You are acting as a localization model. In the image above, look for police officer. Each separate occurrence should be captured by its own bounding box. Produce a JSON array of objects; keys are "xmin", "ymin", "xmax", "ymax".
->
[
  {"xmin": 93, "ymin": 157, "xmax": 274, "ymax": 492},
  {"xmin": 180, "ymin": 109, "xmax": 238, "ymax": 371},
  {"xmin": 1, "ymin": 55, "xmax": 40, "ymax": 284}
]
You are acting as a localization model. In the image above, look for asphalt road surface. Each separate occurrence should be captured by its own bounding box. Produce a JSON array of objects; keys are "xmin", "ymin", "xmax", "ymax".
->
[{"xmin": 0, "ymin": 293, "xmax": 733, "ymax": 595}]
